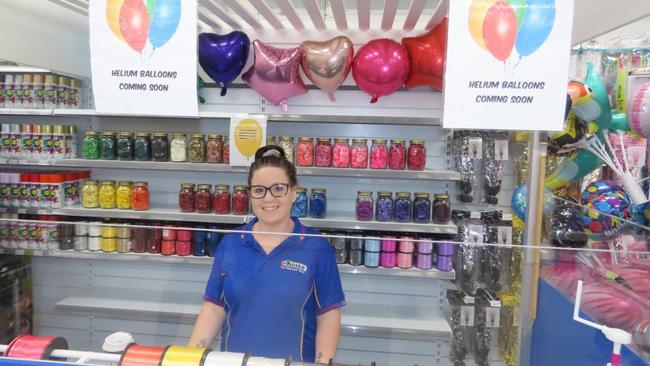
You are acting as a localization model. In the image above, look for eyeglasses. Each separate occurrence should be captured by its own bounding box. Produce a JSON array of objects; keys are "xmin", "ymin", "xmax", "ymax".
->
[{"xmin": 248, "ymin": 183, "xmax": 290, "ymax": 199}]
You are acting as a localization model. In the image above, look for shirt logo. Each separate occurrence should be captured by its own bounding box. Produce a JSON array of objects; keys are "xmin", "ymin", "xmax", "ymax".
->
[{"xmin": 280, "ymin": 260, "xmax": 307, "ymax": 274}]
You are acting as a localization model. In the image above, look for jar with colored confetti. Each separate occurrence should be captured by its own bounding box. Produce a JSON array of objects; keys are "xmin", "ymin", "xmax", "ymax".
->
[
  {"xmin": 213, "ymin": 185, "xmax": 230, "ymax": 214},
  {"xmin": 332, "ymin": 138, "xmax": 350, "ymax": 168},
  {"xmin": 116, "ymin": 181, "xmax": 132, "ymax": 209},
  {"xmin": 196, "ymin": 184, "xmax": 212, "ymax": 213},
  {"xmin": 309, "ymin": 188, "xmax": 327, "ymax": 218},
  {"xmin": 232, "ymin": 185, "xmax": 249, "ymax": 215},
  {"xmin": 355, "ymin": 191, "xmax": 373, "ymax": 221},
  {"xmin": 131, "ymin": 182, "xmax": 150, "ymax": 211},
  {"xmin": 82, "ymin": 179, "xmax": 99, "ymax": 208},
  {"xmin": 389, "ymin": 139, "xmax": 406, "ymax": 170},
  {"xmin": 296, "ymin": 137, "xmax": 314, "ymax": 167},
  {"xmin": 350, "ymin": 138, "xmax": 368, "ymax": 169},
  {"xmin": 99, "ymin": 180, "xmax": 117, "ymax": 209},
  {"xmin": 407, "ymin": 140, "xmax": 426, "ymax": 171},
  {"xmin": 179, "ymin": 183, "xmax": 196, "ymax": 212},
  {"xmin": 315, "ymin": 137, "xmax": 332, "ymax": 167},
  {"xmin": 370, "ymin": 139, "xmax": 388, "ymax": 169}
]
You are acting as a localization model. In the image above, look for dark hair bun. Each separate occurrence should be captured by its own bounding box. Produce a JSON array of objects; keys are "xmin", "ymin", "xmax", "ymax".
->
[{"xmin": 254, "ymin": 145, "xmax": 286, "ymax": 161}]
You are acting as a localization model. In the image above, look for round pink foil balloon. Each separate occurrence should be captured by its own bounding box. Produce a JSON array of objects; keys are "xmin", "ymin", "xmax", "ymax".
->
[
  {"xmin": 352, "ymin": 38, "xmax": 410, "ymax": 103},
  {"xmin": 300, "ymin": 36, "xmax": 354, "ymax": 102},
  {"xmin": 242, "ymin": 40, "xmax": 307, "ymax": 112}
]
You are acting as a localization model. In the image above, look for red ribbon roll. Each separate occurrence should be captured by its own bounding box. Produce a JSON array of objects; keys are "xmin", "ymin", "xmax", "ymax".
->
[
  {"xmin": 119, "ymin": 344, "xmax": 167, "ymax": 366},
  {"xmin": 6, "ymin": 334, "xmax": 68, "ymax": 360}
]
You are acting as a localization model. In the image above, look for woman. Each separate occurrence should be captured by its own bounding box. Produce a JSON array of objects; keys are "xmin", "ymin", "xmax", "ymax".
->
[{"xmin": 189, "ymin": 145, "xmax": 345, "ymax": 364}]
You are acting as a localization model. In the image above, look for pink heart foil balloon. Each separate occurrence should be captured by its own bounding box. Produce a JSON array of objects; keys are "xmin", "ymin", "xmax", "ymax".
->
[
  {"xmin": 242, "ymin": 40, "xmax": 307, "ymax": 112},
  {"xmin": 300, "ymin": 36, "xmax": 354, "ymax": 102},
  {"xmin": 352, "ymin": 38, "xmax": 410, "ymax": 103}
]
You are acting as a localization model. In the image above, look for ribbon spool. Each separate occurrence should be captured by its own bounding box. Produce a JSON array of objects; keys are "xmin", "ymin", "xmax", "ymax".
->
[
  {"xmin": 5, "ymin": 335, "xmax": 68, "ymax": 360},
  {"xmin": 119, "ymin": 344, "xmax": 167, "ymax": 366},
  {"xmin": 202, "ymin": 351, "xmax": 246, "ymax": 366},
  {"xmin": 245, "ymin": 355, "xmax": 290, "ymax": 366},
  {"xmin": 160, "ymin": 345, "xmax": 209, "ymax": 366}
]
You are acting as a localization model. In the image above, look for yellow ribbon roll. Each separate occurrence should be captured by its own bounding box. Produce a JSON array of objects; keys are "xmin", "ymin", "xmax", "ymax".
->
[{"xmin": 160, "ymin": 346, "xmax": 209, "ymax": 366}]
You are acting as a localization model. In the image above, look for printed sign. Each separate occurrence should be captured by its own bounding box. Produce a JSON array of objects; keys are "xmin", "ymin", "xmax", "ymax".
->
[
  {"xmin": 443, "ymin": 0, "xmax": 574, "ymax": 131},
  {"xmin": 89, "ymin": 0, "xmax": 198, "ymax": 116},
  {"xmin": 229, "ymin": 115, "xmax": 268, "ymax": 166}
]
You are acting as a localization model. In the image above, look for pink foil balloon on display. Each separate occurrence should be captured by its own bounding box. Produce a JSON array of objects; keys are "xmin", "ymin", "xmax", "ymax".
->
[
  {"xmin": 352, "ymin": 38, "xmax": 410, "ymax": 103},
  {"xmin": 242, "ymin": 40, "xmax": 307, "ymax": 112},
  {"xmin": 300, "ymin": 36, "xmax": 354, "ymax": 102}
]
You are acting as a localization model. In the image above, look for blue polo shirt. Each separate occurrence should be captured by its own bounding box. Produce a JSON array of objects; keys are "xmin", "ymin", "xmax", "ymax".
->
[{"xmin": 203, "ymin": 217, "xmax": 346, "ymax": 362}]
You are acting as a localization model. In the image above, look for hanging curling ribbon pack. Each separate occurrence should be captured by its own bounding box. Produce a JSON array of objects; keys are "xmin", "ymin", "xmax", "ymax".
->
[{"xmin": 5, "ymin": 335, "xmax": 68, "ymax": 360}]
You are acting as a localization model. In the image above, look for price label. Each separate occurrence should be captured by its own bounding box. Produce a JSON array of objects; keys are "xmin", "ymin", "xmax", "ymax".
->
[
  {"xmin": 464, "ymin": 295, "xmax": 475, "ymax": 304},
  {"xmin": 502, "ymin": 213, "xmax": 513, "ymax": 221},
  {"xmin": 460, "ymin": 305, "xmax": 475, "ymax": 326},
  {"xmin": 467, "ymin": 137, "xmax": 483, "ymax": 159},
  {"xmin": 470, "ymin": 211, "xmax": 481, "ymax": 219},
  {"xmin": 498, "ymin": 226, "xmax": 513, "ymax": 245},
  {"xmin": 468, "ymin": 225, "xmax": 484, "ymax": 244},
  {"xmin": 495, "ymin": 139, "xmax": 509, "ymax": 160}
]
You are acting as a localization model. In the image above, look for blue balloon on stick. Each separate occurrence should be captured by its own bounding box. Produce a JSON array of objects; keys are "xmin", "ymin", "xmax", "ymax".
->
[
  {"xmin": 198, "ymin": 31, "xmax": 250, "ymax": 96},
  {"xmin": 515, "ymin": 0, "xmax": 556, "ymax": 57},
  {"xmin": 512, "ymin": 183, "xmax": 528, "ymax": 221},
  {"xmin": 148, "ymin": 0, "xmax": 181, "ymax": 49}
]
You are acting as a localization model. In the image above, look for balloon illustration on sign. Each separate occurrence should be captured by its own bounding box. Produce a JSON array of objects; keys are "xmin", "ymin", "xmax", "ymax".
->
[
  {"xmin": 107, "ymin": 0, "xmax": 181, "ymax": 53},
  {"xmin": 468, "ymin": 0, "xmax": 556, "ymax": 62},
  {"xmin": 234, "ymin": 119, "xmax": 263, "ymax": 158}
]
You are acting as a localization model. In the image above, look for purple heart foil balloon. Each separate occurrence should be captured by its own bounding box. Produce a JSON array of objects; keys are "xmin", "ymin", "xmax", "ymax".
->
[
  {"xmin": 242, "ymin": 40, "xmax": 307, "ymax": 112},
  {"xmin": 198, "ymin": 31, "xmax": 250, "ymax": 96}
]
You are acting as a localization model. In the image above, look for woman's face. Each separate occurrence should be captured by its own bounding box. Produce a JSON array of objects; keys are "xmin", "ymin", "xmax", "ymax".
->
[{"xmin": 249, "ymin": 166, "xmax": 296, "ymax": 226}]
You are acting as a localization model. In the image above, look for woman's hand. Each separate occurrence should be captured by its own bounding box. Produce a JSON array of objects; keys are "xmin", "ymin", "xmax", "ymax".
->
[
  {"xmin": 315, "ymin": 308, "xmax": 341, "ymax": 364},
  {"xmin": 188, "ymin": 301, "xmax": 226, "ymax": 348}
]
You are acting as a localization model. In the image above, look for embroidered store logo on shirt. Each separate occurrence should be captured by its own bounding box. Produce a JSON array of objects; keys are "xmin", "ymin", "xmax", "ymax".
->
[{"xmin": 280, "ymin": 260, "xmax": 307, "ymax": 274}]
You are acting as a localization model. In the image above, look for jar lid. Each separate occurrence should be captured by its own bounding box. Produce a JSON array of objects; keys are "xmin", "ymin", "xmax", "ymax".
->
[
  {"xmin": 434, "ymin": 193, "xmax": 449, "ymax": 199},
  {"xmin": 136, "ymin": 132, "xmax": 151, "ymax": 137},
  {"xmin": 62, "ymin": 126, "xmax": 71, "ymax": 134},
  {"xmin": 181, "ymin": 183, "xmax": 196, "ymax": 189},
  {"xmin": 234, "ymin": 185, "xmax": 247, "ymax": 191},
  {"xmin": 296, "ymin": 187, "xmax": 306, "ymax": 192},
  {"xmin": 133, "ymin": 181, "xmax": 148, "ymax": 187},
  {"xmin": 52, "ymin": 125, "xmax": 64, "ymax": 134},
  {"xmin": 352, "ymin": 138, "xmax": 367, "ymax": 143},
  {"xmin": 192, "ymin": 133, "xmax": 205, "ymax": 139},
  {"xmin": 84, "ymin": 130, "xmax": 98, "ymax": 135},
  {"xmin": 118, "ymin": 132, "xmax": 134, "ymax": 137},
  {"xmin": 414, "ymin": 192, "xmax": 430, "ymax": 199},
  {"xmin": 118, "ymin": 181, "xmax": 133, "ymax": 186},
  {"xmin": 410, "ymin": 139, "xmax": 425, "ymax": 145},
  {"xmin": 357, "ymin": 191, "xmax": 372, "ymax": 196},
  {"xmin": 298, "ymin": 136, "xmax": 312, "ymax": 141},
  {"xmin": 215, "ymin": 184, "xmax": 230, "ymax": 190},
  {"xmin": 312, "ymin": 188, "xmax": 326, "ymax": 193},
  {"xmin": 101, "ymin": 180, "xmax": 116, "ymax": 185},
  {"xmin": 396, "ymin": 192, "xmax": 411, "ymax": 198},
  {"xmin": 377, "ymin": 191, "xmax": 392, "ymax": 197},
  {"xmin": 372, "ymin": 138, "xmax": 387, "ymax": 144},
  {"xmin": 171, "ymin": 133, "xmax": 186, "ymax": 138},
  {"xmin": 84, "ymin": 179, "xmax": 98, "ymax": 185},
  {"xmin": 391, "ymin": 139, "xmax": 405, "ymax": 144},
  {"xmin": 334, "ymin": 138, "xmax": 349, "ymax": 143},
  {"xmin": 41, "ymin": 125, "xmax": 52, "ymax": 133},
  {"xmin": 317, "ymin": 137, "xmax": 331, "ymax": 142},
  {"xmin": 207, "ymin": 134, "xmax": 223, "ymax": 139},
  {"xmin": 101, "ymin": 131, "xmax": 116, "ymax": 136},
  {"xmin": 266, "ymin": 136, "xmax": 276, "ymax": 143},
  {"xmin": 197, "ymin": 184, "xmax": 212, "ymax": 190},
  {"xmin": 279, "ymin": 136, "xmax": 293, "ymax": 141},
  {"xmin": 153, "ymin": 132, "xmax": 168, "ymax": 137}
]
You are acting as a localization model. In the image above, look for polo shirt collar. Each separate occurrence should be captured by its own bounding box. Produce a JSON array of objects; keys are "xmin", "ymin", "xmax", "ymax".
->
[{"xmin": 240, "ymin": 216, "xmax": 306, "ymax": 249}]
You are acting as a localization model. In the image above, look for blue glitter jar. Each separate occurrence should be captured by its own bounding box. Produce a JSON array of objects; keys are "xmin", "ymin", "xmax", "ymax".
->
[
  {"xmin": 309, "ymin": 188, "xmax": 327, "ymax": 218},
  {"xmin": 375, "ymin": 191, "xmax": 393, "ymax": 222},
  {"xmin": 394, "ymin": 192, "xmax": 412, "ymax": 223},
  {"xmin": 291, "ymin": 187, "xmax": 308, "ymax": 217},
  {"xmin": 413, "ymin": 192, "xmax": 431, "ymax": 223}
]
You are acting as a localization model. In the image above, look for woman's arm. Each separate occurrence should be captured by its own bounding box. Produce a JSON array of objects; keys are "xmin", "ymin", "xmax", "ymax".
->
[
  {"xmin": 188, "ymin": 301, "xmax": 227, "ymax": 348},
  {"xmin": 314, "ymin": 308, "xmax": 341, "ymax": 364}
]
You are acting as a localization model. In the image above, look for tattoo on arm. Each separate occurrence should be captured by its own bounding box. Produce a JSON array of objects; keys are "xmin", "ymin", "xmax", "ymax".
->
[
  {"xmin": 196, "ymin": 338, "xmax": 208, "ymax": 348},
  {"xmin": 316, "ymin": 352, "xmax": 323, "ymax": 363}
]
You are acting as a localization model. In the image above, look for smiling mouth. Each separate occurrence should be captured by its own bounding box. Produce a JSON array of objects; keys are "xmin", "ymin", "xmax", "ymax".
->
[{"xmin": 262, "ymin": 206, "xmax": 279, "ymax": 212}]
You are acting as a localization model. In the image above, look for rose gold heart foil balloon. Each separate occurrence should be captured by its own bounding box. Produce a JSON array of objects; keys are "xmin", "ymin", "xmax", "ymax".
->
[
  {"xmin": 242, "ymin": 40, "xmax": 307, "ymax": 112},
  {"xmin": 300, "ymin": 36, "xmax": 354, "ymax": 102}
]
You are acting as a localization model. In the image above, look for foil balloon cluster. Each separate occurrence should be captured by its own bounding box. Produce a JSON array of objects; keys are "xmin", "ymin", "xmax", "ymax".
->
[
  {"xmin": 580, "ymin": 180, "xmax": 631, "ymax": 240},
  {"xmin": 106, "ymin": 0, "xmax": 181, "ymax": 53},
  {"xmin": 198, "ymin": 31, "xmax": 250, "ymax": 96},
  {"xmin": 401, "ymin": 18, "xmax": 448, "ymax": 91},
  {"xmin": 352, "ymin": 39, "xmax": 410, "ymax": 103},
  {"xmin": 300, "ymin": 36, "xmax": 354, "ymax": 102},
  {"xmin": 549, "ymin": 197, "xmax": 588, "ymax": 248},
  {"xmin": 468, "ymin": 0, "xmax": 555, "ymax": 62}
]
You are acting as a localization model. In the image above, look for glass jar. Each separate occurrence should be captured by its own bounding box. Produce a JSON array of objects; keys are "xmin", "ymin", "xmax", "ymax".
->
[
  {"xmin": 315, "ymin": 137, "xmax": 332, "ymax": 167},
  {"xmin": 134, "ymin": 133, "xmax": 151, "ymax": 161},
  {"xmin": 279, "ymin": 136, "xmax": 295, "ymax": 163},
  {"xmin": 116, "ymin": 181, "xmax": 132, "ymax": 209},
  {"xmin": 370, "ymin": 139, "xmax": 388, "ymax": 169},
  {"xmin": 394, "ymin": 192, "xmax": 412, "ymax": 223},
  {"xmin": 291, "ymin": 187, "xmax": 308, "ymax": 217},
  {"xmin": 189, "ymin": 134, "xmax": 206, "ymax": 163},
  {"xmin": 170, "ymin": 134, "xmax": 187, "ymax": 162},
  {"xmin": 296, "ymin": 137, "xmax": 314, "ymax": 167},
  {"xmin": 99, "ymin": 180, "xmax": 117, "ymax": 209},
  {"xmin": 389, "ymin": 139, "xmax": 406, "ymax": 170},
  {"xmin": 100, "ymin": 131, "xmax": 117, "ymax": 160},
  {"xmin": 151, "ymin": 133, "xmax": 170, "ymax": 162},
  {"xmin": 413, "ymin": 192, "xmax": 431, "ymax": 223},
  {"xmin": 232, "ymin": 185, "xmax": 249, "ymax": 215},
  {"xmin": 350, "ymin": 138, "xmax": 368, "ymax": 169},
  {"xmin": 179, "ymin": 183, "xmax": 196, "ymax": 212},
  {"xmin": 196, "ymin": 184, "xmax": 212, "ymax": 213},
  {"xmin": 131, "ymin": 182, "xmax": 150, "ymax": 211},
  {"xmin": 117, "ymin": 132, "xmax": 134, "ymax": 161},
  {"xmin": 223, "ymin": 136, "xmax": 230, "ymax": 164},
  {"xmin": 82, "ymin": 180, "xmax": 99, "ymax": 208},
  {"xmin": 332, "ymin": 138, "xmax": 350, "ymax": 168},
  {"xmin": 407, "ymin": 140, "xmax": 426, "ymax": 170},
  {"xmin": 206, "ymin": 134, "xmax": 223, "ymax": 164},
  {"xmin": 355, "ymin": 191, "xmax": 373, "ymax": 221},
  {"xmin": 213, "ymin": 184, "xmax": 231, "ymax": 214},
  {"xmin": 432, "ymin": 193, "xmax": 451, "ymax": 224},
  {"xmin": 309, "ymin": 188, "xmax": 327, "ymax": 218},
  {"xmin": 375, "ymin": 191, "xmax": 394, "ymax": 222},
  {"xmin": 82, "ymin": 131, "xmax": 100, "ymax": 159},
  {"xmin": 266, "ymin": 136, "xmax": 276, "ymax": 146}
]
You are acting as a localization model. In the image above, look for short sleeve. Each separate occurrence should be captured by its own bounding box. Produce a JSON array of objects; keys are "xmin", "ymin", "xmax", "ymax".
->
[
  {"xmin": 203, "ymin": 238, "xmax": 228, "ymax": 307},
  {"xmin": 313, "ymin": 243, "xmax": 346, "ymax": 315}
]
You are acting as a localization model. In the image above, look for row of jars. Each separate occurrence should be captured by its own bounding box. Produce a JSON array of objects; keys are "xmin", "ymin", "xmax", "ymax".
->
[
  {"xmin": 355, "ymin": 191, "xmax": 451, "ymax": 224},
  {"xmin": 82, "ymin": 131, "xmax": 230, "ymax": 163},
  {"xmin": 179, "ymin": 183, "xmax": 248, "ymax": 214},
  {"xmin": 290, "ymin": 187, "xmax": 327, "ymax": 219},
  {"xmin": 278, "ymin": 136, "xmax": 426, "ymax": 170},
  {"xmin": 1, "ymin": 123, "xmax": 77, "ymax": 160},
  {"xmin": 82, "ymin": 180, "xmax": 150, "ymax": 210}
]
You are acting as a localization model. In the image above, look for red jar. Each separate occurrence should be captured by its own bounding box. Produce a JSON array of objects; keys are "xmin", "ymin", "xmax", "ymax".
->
[
  {"xmin": 407, "ymin": 140, "xmax": 426, "ymax": 171},
  {"xmin": 176, "ymin": 240, "xmax": 192, "ymax": 256},
  {"xmin": 161, "ymin": 240, "xmax": 175, "ymax": 255},
  {"xmin": 195, "ymin": 184, "xmax": 212, "ymax": 213},
  {"xmin": 315, "ymin": 137, "xmax": 332, "ymax": 167},
  {"xmin": 213, "ymin": 185, "xmax": 230, "ymax": 214},
  {"xmin": 223, "ymin": 136, "xmax": 230, "ymax": 164},
  {"xmin": 370, "ymin": 139, "xmax": 388, "ymax": 169},
  {"xmin": 232, "ymin": 185, "xmax": 249, "ymax": 215},
  {"xmin": 131, "ymin": 182, "xmax": 150, "ymax": 211},
  {"xmin": 389, "ymin": 139, "xmax": 406, "ymax": 170},
  {"xmin": 296, "ymin": 137, "xmax": 314, "ymax": 167},
  {"xmin": 332, "ymin": 138, "xmax": 350, "ymax": 168},
  {"xmin": 350, "ymin": 138, "xmax": 368, "ymax": 169},
  {"xmin": 179, "ymin": 183, "xmax": 196, "ymax": 212}
]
